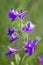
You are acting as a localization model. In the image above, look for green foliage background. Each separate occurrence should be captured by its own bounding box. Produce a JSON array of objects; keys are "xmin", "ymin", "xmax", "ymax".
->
[{"xmin": 0, "ymin": 0, "xmax": 43, "ymax": 65}]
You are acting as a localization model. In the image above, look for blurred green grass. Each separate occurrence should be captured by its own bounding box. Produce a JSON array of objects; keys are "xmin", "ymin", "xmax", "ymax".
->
[{"xmin": 0, "ymin": 0, "xmax": 43, "ymax": 65}]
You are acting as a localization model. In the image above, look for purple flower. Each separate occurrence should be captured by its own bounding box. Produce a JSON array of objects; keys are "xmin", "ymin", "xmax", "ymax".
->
[
  {"xmin": 6, "ymin": 46, "xmax": 17, "ymax": 57},
  {"xmin": 7, "ymin": 8, "xmax": 25, "ymax": 21},
  {"xmin": 18, "ymin": 10, "xmax": 25, "ymax": 20},
  {"xmin": 22, "ymin": 21, "xmax": 35, "ymax": 33},
  {"xmin": 10, "ymin": 34, "xmax": 18, "ymax": 43},
  {"xmin": 24, "ymin": 38, "xmax": 37, "ymax": 55},
  {"xmin": 7, "ymin": 8, "xmax": 18, "ymax": 21},
  {"xmin": 8, "ymin": 28, "xmax": 15, "ymax": 36},
  {"xmin": 7, "ymin": 28, "xmax": 17, "ymax": 43},
  {"xmin": 6, "ymin": 46, "xmax": 23, "ymax": 57},
  {"xmin": 38, "ymin": 56, "xmax": 43, "ymax": 65}
]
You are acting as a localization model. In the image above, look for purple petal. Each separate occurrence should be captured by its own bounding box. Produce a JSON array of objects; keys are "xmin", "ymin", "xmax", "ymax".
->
[
  {"xmin": 25, "ymin": 47, "xmax": 34, "ymax": 55},
  {"xmin": 6, "ymin": 46, "xmax": 16, "ymax": 57},
  {"xmin": 10, "ymin": 35, "xmax": 18, "ymax": 43},
  {"xmin": 8, "ymin": 46, "xmax": 16, "ymax": 52},
  {"xmin": 18, "ymin": 14, "xmax": 25, "ymax": 20},
  {"xmin": 25, "ymin": 40, "xmax": 32, "ymax": 48},
  {"xmin": 18, "ymin": 10, "xmax": 25, "ymax": 20},
  {"xmin": 27, "ymin": 22, "xmax": 30, "ymax": 28},
  {"xmin": 38, "ymin": 56, "xmax": 43, "ymax": 65},
  {"xmin": 22, "ymin": 27, "xmax": 29, "ymax": 32},
  {"xmin": 29, "ymin": 28, "xmax": 34, "ymax": 32},
  {"xmin": 20, "ymin": 10, "xmax": 23, "ymax": 13},
  {"xmin": 31, "ymin": 39, "xmax": 37, "ymax": 47},
  {"xmin": 7, "ymin": 9, "xmax": 18, "ymax": 21},
  {"xmin": 27, "ymin": 39, "xmax": 37, "ymax": 48},
  {"xmin": 6, "ymin": 51, "xmax": 13, "ymax": 57},
  {"xmin": 27, "ymin": 39, "xmax": 32, "ymax": 46},
  {"xmin": 8, "ymin": 12, "xmax": 17, "ymax": 21},
  {"xmin": 8, "ymin": 28, "xmax": 15, "ymax": 36}
]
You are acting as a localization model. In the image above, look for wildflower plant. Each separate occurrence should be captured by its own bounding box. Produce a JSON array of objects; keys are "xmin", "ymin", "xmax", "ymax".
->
[{"xmin": 7, "ymin": 8, "xmax": 42, "ymax": 65}]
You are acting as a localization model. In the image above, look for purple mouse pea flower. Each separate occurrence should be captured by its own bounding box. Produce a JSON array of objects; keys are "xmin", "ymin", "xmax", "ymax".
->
[
  {"xmin": 6, "ymin": 46, "xmax": 23, "ymax": 58},
  {"xmin": 22, "ymin": 21, "xmax": 35, "ymax": 33},
  {"xmin": 38, "ymin": 56, "xmax": 43, "ymax": 65},
  {"xmin": 24, "ymin": 38, "xmax": 37, "ymax": 55},
  {"xmin": 8, "ymin": 28, "xmax": 15, "ymax": 36},
  {"xmin": 18, "ymin": 10, "xmax": 25, "ymax": 20},
  {"xmin": 6, "ymin": 46, "xmax": 17, "ymax": 57},
  {"xmin": 7, "ymin": 8, "xmax": 18, "ymax": 21},
  {"xmin": 10, "ymin": 34, "xmax": 18, "ymax": 43}
]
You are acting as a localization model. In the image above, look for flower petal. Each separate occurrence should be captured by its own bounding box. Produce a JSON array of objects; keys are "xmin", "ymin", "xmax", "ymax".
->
[
  {"xmin": 8, "ymin": 28, "xmax": 15, "ymax": 36},
  {"xmin": 18, "ymin": 10, "xmax": 25, "ymax": 20},
  {"xmin": 25, "ymin": 47, "xmax": 34, "ymax": 55},
  {"xmin": 38, "ymin": 56, "xmax": 43, "ymax": 65},
  {"xmin": 6, "ymin": 46, "xmax": 16, "ymax": 57},
  {"xmin": 7, "ymin": 8, "xmax": 18, "ymax": 21},
  {"xmin": 10, "ymin": 35, "xmax": 18, "ymax": 43},
  {"xmin": 22, "ymin": 27, "xmax": 29, "ymax": 32},
  {"xmin": 31, "ymin": 39, "xmax": 37, "ymax": 47}
]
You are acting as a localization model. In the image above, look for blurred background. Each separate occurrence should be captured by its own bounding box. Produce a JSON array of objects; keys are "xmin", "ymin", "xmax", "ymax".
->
[{"xmin": 0, "ymin": 0, "xmax": 43, "ymax": 65}]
